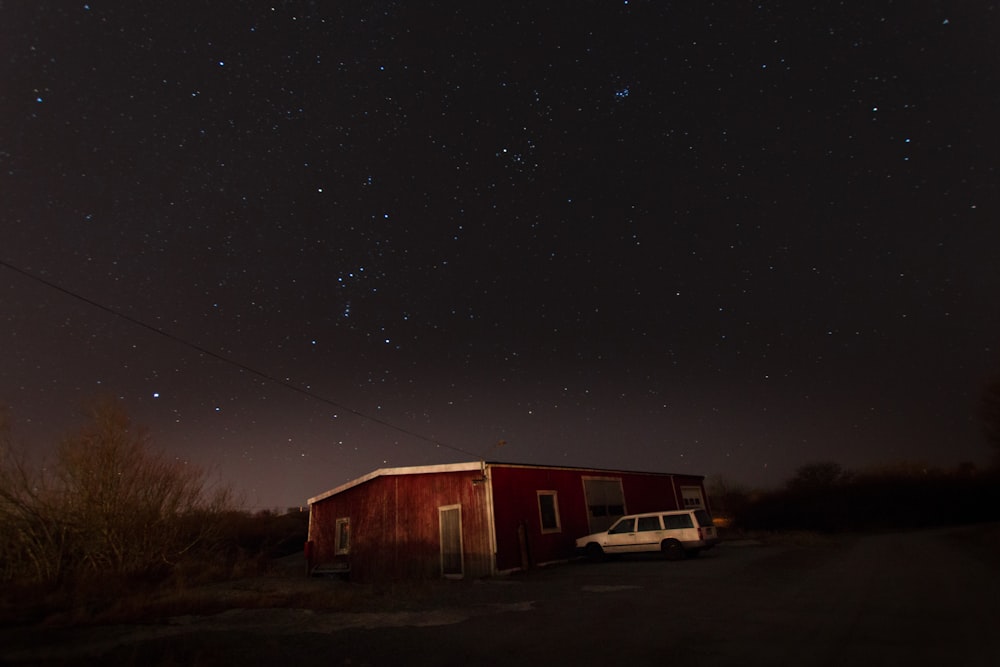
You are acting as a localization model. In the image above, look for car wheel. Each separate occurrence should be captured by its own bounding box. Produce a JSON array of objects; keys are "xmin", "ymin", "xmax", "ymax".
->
[
  {"xmin": 585, "ymin": 543, "xmax": 605, "ymax": 562},
  {"xmin": 661, "ymin": 539, "xmax": 685, "ymax": 561}
]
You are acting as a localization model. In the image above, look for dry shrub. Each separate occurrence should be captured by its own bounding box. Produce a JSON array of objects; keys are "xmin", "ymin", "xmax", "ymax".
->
[{"xmin": 1, "ymin": 398, "xmax": 237, "ymax": 616}]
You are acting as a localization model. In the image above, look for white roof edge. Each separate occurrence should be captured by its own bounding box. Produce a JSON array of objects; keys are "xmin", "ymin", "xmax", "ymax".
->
[
  {"xmin": 307, "ymin": 461, "xmax": 703, "ymax": 505},
  {"xmin": 307, "ymin": 461, "xmax": 483, "ymax": 505}
]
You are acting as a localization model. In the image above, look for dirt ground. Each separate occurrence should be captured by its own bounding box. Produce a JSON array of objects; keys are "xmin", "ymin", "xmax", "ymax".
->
[{"xmin": 3, "ymin": 523, "xmax": 999, "ymax": 666}]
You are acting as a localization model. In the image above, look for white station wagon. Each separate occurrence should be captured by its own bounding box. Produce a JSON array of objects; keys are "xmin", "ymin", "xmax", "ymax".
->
[{"xmin": 575, "ymin": 509, "xmax": 720, "ymax": 561}]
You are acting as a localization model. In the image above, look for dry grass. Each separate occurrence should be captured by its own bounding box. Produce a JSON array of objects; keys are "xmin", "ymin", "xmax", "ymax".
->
[
  {"xmin": 0, "ymin": 548, "xmax": 478, "ymax": 630},
  {"xmin": 0, "ymin": 552, "xmax": 366, "ymax": 628}
]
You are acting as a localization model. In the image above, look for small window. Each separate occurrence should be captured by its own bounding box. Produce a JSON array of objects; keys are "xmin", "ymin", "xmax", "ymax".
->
[
  {"xmin": 537, "ymin": 491, "xmax": 562, "ymax": 533},
  {"xmin": 335, "ymin": 517, "xmax": 350, "ymax": 554},
  {"xmin": 636, "ymin": 516, "xmax": 662, "ymax": 532},
  {"xmin": 609, "ymin": 517, "xmax": 635, "ymax": 534}
]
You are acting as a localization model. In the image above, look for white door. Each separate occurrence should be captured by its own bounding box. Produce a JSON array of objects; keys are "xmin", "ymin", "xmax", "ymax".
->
[
  {"xmin": 680, "ymin": 486, "xmax": 705, "ymax": 509},
  {"xmin": 439, "ymin": 504, "xmax": 463, "ymax": 577}
]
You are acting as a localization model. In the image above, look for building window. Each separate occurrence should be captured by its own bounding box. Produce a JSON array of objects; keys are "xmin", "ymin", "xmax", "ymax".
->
[
  {"xmin": 335, "ymin": 517, "xmax": 350, "ymax": 554},
  {"xmin": 537, "ymin": 491, "xmax": 561, "ymax": 533},
  {"xmin": 582, "ymin": 477, "xmax": 626, "ymax": 533}
]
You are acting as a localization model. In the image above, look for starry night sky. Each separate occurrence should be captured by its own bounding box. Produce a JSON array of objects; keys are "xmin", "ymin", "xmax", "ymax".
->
[{"xmin": 2, "ymin": 2, "xmax": 999, "ymax": 510}]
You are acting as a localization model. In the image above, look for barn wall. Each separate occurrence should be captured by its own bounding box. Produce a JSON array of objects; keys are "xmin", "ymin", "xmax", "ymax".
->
[
  {"xmin": 309, "ymin": 463, "xmax": 710, "ymax": 580},
  {"xmin": 309, "ymin": 469, "xmax": 493, "ymax": 581},
  {"xmin": 609, "ymin": 471, "xmax": 709, "ymax": 515},
  {"xmin": 489, "ymin": 465, "xmax": 707, "ymax": 572},
  {"xmin": 489, "ymin": 465, "xmax": 590, "ymax": 571}
]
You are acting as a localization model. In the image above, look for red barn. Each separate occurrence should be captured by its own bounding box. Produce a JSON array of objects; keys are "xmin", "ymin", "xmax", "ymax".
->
[{"xmin": 306, "ymin": 462, "xmax": 711, "ymax": 581}]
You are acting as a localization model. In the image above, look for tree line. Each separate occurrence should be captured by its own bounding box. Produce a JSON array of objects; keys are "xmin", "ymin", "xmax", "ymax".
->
[
  {"xmin": 710, "ymin": 375, "xmax": 1000, "ymax": 532},
  {"xmin": 711, "ymin": 460, "xmax": 1000, "ymax": 533},
  {"xmin": 6, "ymin": 375, "xmax": 1000, "ymax": 584}
]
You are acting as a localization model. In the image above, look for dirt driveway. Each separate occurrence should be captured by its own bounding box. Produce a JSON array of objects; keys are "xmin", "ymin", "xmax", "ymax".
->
[{"xmin": 3, "ymin": 524, "xmax": 999, "ymax": 666}]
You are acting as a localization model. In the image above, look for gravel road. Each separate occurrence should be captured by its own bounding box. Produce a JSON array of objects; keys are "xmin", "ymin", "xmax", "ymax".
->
[{"xmin": 3, "ymin": 524, "xmax": 998, "ymax": 666}]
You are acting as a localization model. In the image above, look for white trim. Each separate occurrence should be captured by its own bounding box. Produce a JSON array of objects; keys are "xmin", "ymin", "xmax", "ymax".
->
[
  {"xmin": 308, "ymin": 461, "xmax": 484, "ymax": 504},
  {"xmin": 486, "ymin": 462, "xmax": 686, "ymax": 477},
  {"xmin": 308, "ymin": 461, "xmax": 704, "ymax": 505},
  {"xmin": 484, "ymin": 469, "xmax": 498, "ymax": 576}
]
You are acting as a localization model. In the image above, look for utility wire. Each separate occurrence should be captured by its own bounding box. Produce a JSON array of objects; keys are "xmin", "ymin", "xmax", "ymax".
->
[{"xmin": 0, "ymin": 259, "xmax": 481, "ymax": 459}]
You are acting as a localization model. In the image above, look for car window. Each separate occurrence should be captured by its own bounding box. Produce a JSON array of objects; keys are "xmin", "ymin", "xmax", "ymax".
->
[
  {"xmin": 694, "ymin": 509, "xmax": 714, "ymax": 527},
  {"xmin": 662, "ymin": 513, "xmax": 694, "ymax": 530},
  {"xmin": 636, "ymin": 516, "xmax": 661, "ymax": 532},
  {"xmin": 608, "ymin": 517, "xmax": 635, "ymax": 534}
]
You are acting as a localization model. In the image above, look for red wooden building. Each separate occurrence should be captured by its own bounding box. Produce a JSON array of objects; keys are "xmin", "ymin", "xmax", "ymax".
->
[{"xmin": 306, "ymin": 461, "xmax": 711, "ymax": 581}]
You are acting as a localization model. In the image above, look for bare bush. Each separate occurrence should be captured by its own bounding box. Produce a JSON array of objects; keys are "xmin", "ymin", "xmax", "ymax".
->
[
  {"xmin": 0, "ymin": 397, "xmax": 235, "ymax": 587},
  {"xmin": 0, "ymin": 410, "xmax": 72, "ymax": 584}
]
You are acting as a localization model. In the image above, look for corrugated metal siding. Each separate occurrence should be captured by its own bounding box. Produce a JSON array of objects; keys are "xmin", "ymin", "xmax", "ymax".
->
[
  {"xmin": 309, "ymin": 468, "xmax": 494, "ymax": 581},
  {"xmin": 308, "ymin": 463, "xmax": 710, "ymax": 580},
  {"xmin": 490, "ymin": 465, "xmax": 589, "ymax": 571},
  {"xmin": 489, "ymin": 465, "xmax": 708, "ymax": 572},
  {"xmin": 615, "ymin": 471, "xmax": 685, "ymax": 513}
]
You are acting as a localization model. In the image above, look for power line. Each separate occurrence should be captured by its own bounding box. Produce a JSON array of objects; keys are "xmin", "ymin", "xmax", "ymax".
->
[{"xmin": 0, "ymin": 258, "xmax": 481, "ymax": 459}]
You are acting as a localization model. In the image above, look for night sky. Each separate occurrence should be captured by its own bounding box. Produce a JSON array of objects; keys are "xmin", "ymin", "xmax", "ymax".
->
[{"xmin": 3, "ymin": 2, "xmax": 999, "ymax": 510}]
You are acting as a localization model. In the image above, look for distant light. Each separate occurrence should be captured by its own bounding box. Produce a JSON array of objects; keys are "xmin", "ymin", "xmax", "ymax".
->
[{"xmin": 152, "ymin": 392, "xmax": 160, "ymax": 398}]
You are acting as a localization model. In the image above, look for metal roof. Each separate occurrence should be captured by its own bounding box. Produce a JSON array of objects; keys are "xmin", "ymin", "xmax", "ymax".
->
[{"xmin": 307, "ymin": 461, "xmax": 702, "ymax": 505}]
